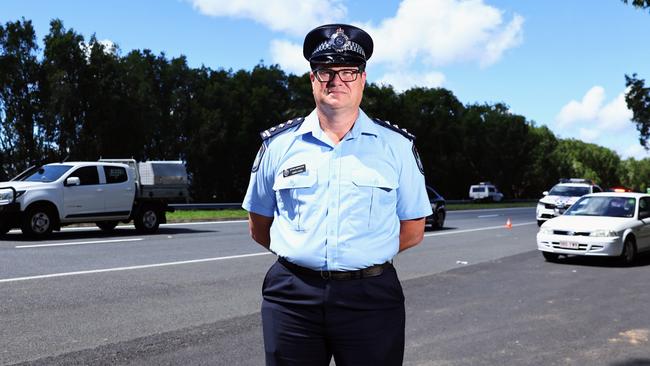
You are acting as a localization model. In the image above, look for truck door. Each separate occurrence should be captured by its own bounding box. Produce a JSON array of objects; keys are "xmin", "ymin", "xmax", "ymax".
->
[
  {"xmin": 63, "ymin": 166, "xmax": 104, "ymax": 218},
  {"xmin": 101, "ymin": 165, "xmax": 135, "ymax": 215}
]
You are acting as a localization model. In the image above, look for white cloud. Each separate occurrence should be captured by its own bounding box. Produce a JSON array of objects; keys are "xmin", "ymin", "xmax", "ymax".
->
[
  {"xmin": 188, "ymin": 0, "xmax": 346, "ymax": 36},
  {"xmin": 555, "ymin": 86, "xmax": 605, "ymax": 128},
  {"xmin": 623, "ymin": 144, "xmax": 650, "ymax": 160},
  {"xmin": 270, "ymin": 39, "xmax": 309, "ymax": 75},
  {"xmin": 376, "ymin": 70, "xmax": 446, "ymax": 92},
  {"xmin": 555, "ymin": 86, "xmax": 632, "ymax": 132},
  {"xmin": 597, "ymin": 91, "xmax": 632, "ymax": 131},
  {"xmin": 578, "ymin": 128, "xmax": 600, "ymax": 142},
  {"xmin": 363, "ymin": 0, "xmax": 524, "ymax": 68}
]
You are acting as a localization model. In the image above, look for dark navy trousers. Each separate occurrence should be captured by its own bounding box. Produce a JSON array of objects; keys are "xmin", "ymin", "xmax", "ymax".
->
[{"xmin": 261, "ymin": 260, "xmax": 405, "ymax": 366}]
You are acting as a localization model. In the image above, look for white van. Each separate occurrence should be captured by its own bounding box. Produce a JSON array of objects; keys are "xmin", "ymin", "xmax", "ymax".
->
[{"xmin": 469, "ymin": 182, "xmax": 504, "ymax": 202}]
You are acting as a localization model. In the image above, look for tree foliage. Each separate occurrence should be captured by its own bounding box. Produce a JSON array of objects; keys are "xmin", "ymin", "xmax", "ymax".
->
[
  {"xmin": 2, "ymin": 18, "xmax": 650, "ymax": 200},
  {"xmin": 622, "ymin": 0, "xmax": 650, "ymax": 10}
]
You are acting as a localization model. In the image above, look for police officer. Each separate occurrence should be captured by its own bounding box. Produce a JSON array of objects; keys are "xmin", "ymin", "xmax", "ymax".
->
[{"xmin": 243, "ymin": 23, "xmax": 432, "ymax": 366}]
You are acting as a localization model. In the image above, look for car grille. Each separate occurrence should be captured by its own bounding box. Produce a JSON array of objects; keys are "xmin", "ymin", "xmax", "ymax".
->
[
  {"xmin": 553, "ymin": 230, "xmax": 590, "ymax": 236},
  {"xmin": 544, "ymin": 203, "xmax": 555, "ymax": 209}
]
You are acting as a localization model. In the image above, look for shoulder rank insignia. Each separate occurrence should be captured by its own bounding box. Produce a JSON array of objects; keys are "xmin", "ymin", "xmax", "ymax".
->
[
  {"xmin": 371, "ymin": 118, "xmax": 415, "ymax": 140},
  {"xmin": 259, "ymin": 117, "xmax": 305, "ymax": 140}
]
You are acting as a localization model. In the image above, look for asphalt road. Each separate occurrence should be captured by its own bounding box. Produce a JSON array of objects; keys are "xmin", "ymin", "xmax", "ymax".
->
[{"xmin": 1, "ymin": 208, "xmax": 649, "ymax": 365}]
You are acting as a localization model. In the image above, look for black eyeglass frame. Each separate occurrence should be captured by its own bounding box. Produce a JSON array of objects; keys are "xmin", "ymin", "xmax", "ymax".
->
[{"xmin": 312, "ymin": 67, "xmax": 364, "ymax": 82}]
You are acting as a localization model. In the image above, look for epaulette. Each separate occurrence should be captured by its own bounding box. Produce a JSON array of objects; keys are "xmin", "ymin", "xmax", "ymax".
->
[
  {"xmin": 372, "ymin": 118, "xmax": 415, "ymax": 140},
  {"xmin": 260, "ymin": 117, "xmax": 305, "ymax": 140}
]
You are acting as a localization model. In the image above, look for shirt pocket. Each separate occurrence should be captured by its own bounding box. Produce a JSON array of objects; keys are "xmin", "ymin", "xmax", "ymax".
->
[
  {"xmin": 348, "ymin": 169, "xmax": 398, "ymax": 229},
  {"xmin": 273, "ymin": 172, "xmax": 318, "ymax": 231}
]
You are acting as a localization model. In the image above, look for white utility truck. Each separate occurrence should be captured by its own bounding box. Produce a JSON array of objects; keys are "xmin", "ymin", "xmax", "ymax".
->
[{"xmin": 0, "ymin": 159, "xmax": 189, "ymax": 238}]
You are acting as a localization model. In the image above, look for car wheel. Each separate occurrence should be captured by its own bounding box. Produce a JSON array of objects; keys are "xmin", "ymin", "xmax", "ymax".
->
[
  {"xmin": 620, "ymin": 236, "xmax": 637, "ymax": 265},
  {"xmin": 96, "ymin": 221, "xmax": 118, "ymax": 232},
  {"xmin": 21, "ymin": 206, "xmax": 56, "ymax": 239},
  {"xmin": 542, "ymin": 251, "xmax": 560, "ymax": 262},
  {"xmin": 432, "ymin": 210, "xmax": 445, "ymax": 229},
  {"xmin": 134, "ymin": 206, "xmax": 160, "ymax": 234}
]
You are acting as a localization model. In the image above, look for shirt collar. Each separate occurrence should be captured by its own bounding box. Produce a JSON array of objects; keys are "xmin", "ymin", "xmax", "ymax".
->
[{"xmin": 295, "ymin": 108, "xmax": 380, "ymax": 141}]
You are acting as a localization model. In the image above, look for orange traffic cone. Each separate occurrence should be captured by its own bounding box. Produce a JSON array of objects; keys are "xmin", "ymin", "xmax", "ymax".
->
[{"xmin": 505, "ymin": 218, "xmax": 512, "ymax": 229}]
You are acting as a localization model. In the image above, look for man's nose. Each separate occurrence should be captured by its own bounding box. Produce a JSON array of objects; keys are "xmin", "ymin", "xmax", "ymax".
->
[{"xmin": 327, "ymin": 73, "xmax": 345, "ymax": 85}]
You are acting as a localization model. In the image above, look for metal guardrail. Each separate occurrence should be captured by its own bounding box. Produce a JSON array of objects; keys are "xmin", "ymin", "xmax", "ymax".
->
[{"xmin": 170, "ymin": 199, "xmax": 538, "ymax": 210}]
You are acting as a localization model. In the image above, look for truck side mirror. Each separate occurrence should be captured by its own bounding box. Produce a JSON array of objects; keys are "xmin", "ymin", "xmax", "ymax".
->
[{"xmin": 65, "ymin": 177, "xmax": 81, "ymax": 186}]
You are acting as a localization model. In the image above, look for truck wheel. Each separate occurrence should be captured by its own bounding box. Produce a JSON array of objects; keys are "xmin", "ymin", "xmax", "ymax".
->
[
  {"xmin": 134, "ymin": 207, "xmax": 160, "ymax": 234},
  {"xmin": 96, "ymin": 221, "xmax": 118, "ymax": 232},
  {"xmin": 0, "ymin": 223, "xmax": 11, "ymax": 236},
  {"xmin": 22, "ymin": 206, "xmax": 56, "ymax": 239}
]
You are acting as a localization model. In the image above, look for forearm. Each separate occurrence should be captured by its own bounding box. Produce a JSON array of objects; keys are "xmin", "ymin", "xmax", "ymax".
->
[
  {"xmin": 248, "ymin": 212, "xmax": 273, "ymax": 249},
  {"xmin": 398, "ymin": 218, "xmax": 425, "ymax": 252}
]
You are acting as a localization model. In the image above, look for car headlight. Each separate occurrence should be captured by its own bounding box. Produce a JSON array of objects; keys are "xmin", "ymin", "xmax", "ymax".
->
[
  {"xmin": 538, "ymin": 227, "xmax": 553, "ymax": 235},
  {"xmin": 590, "ymin": 230, "xmax": 618, "ymax": 237}
]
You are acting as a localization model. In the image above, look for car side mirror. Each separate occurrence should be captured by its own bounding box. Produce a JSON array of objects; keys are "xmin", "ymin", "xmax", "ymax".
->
[
  {"xmin": 65, "ymin": 177, "xmax": 81, "ymax": 186},
  {"xmin": 542, "ymin": 191, "xmax": 548, "ymax": 196}
]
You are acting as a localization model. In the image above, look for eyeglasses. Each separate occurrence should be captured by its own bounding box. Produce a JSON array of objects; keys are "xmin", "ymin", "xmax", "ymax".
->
[{"xmin": 313, "ymin": 68, "xmax": 362, "ymax": 82}]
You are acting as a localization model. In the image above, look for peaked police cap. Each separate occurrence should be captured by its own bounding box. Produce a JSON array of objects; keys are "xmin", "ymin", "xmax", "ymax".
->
[{"xmin": 303, "ymin": 24, "xmax": 373, "ymax": 67}]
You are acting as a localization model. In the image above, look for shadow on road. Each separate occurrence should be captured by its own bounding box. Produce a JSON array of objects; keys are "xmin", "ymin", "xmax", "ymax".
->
[
  {"xmin": 424, "ymin": 226, "xmax": 455, "ymax": 232},
  {"xmin": 609, "ymin": 359, "xmax": 650, "ymax": 366},
  {"xmin": 1, "ymin": 226, "xmax": 214, "ymax": 242},
  {"xmin": 546, "ymin": 251, "xmax": 650, "ymax": 268}
]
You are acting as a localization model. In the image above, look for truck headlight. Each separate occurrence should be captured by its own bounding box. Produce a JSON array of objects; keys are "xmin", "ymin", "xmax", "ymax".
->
[
  {"xmin": 590, "ymin": 230, "xmax": 618, "ymax": 237},
  {"xmin": 0, "ymin": 189, "xmax": 14, "ymax": 204}
]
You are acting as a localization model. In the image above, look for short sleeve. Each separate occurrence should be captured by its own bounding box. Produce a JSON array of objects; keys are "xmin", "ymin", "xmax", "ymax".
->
[
  {"xmin": 242, "ymin": 141, "xmax": 276, "ymax": 217},
  {"xmin": 396, "ymin": 141, "xmax": 432, "ymax": 220}
]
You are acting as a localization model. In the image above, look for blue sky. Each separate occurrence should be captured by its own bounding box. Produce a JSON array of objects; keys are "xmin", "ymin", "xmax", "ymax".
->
[{"xmin": 3, "ymin": 0, "xmax": 650, "ymax": 159}]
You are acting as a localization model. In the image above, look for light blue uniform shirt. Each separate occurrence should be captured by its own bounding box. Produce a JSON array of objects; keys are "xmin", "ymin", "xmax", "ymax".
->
[{"xmin": 243, "ymin": 108, "xmax": 432, "ymax": 271}]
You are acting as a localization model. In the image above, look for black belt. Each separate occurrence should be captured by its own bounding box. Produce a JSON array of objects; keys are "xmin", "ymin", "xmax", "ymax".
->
[{"xmin": 278, "ymin": 257, "xmax": 392, "ymax": 280}]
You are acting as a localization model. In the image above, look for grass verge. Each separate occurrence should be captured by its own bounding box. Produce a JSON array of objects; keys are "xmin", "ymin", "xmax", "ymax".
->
[{"xmin": 167, "ymin": 202, "xmax": 536, "ymax": 222}]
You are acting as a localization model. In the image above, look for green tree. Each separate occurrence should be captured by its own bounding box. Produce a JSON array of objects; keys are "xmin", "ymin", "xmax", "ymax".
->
[
  {"xmin": 622, "ymin": 0, "xmax": 650, "ymax": 9},
  {"xmin": 621, "ymin": 1, "xmax": 650, "ymax": 148},
  {"xmin": 0, "ymin": 18, "xmax": 42, "ymax": 177}
]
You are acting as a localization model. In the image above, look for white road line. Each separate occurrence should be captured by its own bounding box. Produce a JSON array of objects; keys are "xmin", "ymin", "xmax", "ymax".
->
[
  {"xmin": 15, "ymin": 238, "xmax": 144, "ymax": 249},
  {"xmin": 424, "ymin": 221, "xmax": 536, "ymax": 237},
  {"xmin": 477, "ymin": 214, "xmax": 499, "ymax": 218},
  {"xmin": 53, "ymin": 220, "xmax": 248, "ymax": 232},
  {"xmin": 0, "ymin": 252, "xmax": 272, "ymax": 284}
]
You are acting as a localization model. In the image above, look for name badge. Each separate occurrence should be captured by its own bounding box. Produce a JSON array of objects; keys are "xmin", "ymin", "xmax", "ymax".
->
[{"xmin": 283, "ymin": 164, "xmax": 306, "ymax": 177}]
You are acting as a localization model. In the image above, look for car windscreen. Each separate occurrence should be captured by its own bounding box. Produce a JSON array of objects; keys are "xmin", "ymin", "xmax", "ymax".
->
[
  {"xmin": 23, "ymin": 165, "xmax": 73, "ymax": 182},
  {"xmin": 548, "ymin": 185, "xmax": 590, "ymax": 197},
  {"xmin": 565, "ymin": 196, "xmax": 636, "ymax": 218}
]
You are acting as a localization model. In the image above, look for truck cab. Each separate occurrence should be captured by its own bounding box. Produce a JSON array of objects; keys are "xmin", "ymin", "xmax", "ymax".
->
[
  {"xmin": 0, "ymin": 162, "xmax": 135, "ymax": 237},
  {"xmin": 0, "ymin": 159, "xmax": 188, "ymax": 238}
]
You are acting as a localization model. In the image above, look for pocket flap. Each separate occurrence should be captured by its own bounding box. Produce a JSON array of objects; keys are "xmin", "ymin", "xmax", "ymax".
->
[{"xmin": 351, "ymin": 169, "xmax": 398, "ymax": 190}]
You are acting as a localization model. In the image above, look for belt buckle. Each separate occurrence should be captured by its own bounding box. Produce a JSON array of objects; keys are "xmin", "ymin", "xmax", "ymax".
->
[{"xmin": 320, "ymin": 270, "xmax": 331, "ymax": 280}]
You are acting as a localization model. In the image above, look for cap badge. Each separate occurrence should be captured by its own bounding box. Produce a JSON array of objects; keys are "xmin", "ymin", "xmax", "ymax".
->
[{"xmin": 329, "ymin": 27, "xmax": 349, "ymax": 52}]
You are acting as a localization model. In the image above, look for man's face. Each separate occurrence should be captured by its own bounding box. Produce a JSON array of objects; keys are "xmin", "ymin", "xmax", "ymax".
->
[{"xmin": 310, "ymin": 65, "xmax": 366, "ymax": 112}]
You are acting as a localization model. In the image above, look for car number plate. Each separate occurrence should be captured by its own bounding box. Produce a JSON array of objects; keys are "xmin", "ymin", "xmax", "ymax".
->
[{"xmin": 559, "ymin": 241, "xmax": 579, "ymax": 249}]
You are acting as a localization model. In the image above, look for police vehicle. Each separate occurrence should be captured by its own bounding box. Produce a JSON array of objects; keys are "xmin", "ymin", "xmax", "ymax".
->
[{"xmin": 536, "ymin": 178, "xmax": 602, "ymax": 226}]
